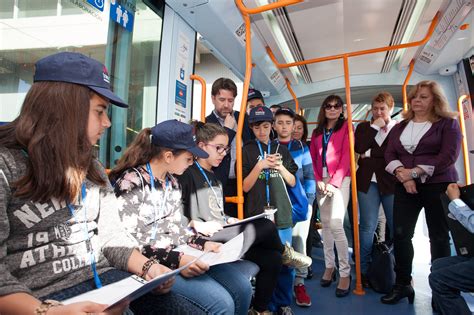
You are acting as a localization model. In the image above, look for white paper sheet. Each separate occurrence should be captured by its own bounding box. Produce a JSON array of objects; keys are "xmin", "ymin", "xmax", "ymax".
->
[
  {"xmin": 224, "ymin": 209, "xmax": 277, "ymax": 228},
  {"xmin": 62, "ymin": 256, "xmax": 199, "ymax": 310},
  {"xmin": 176, "ymin": 232, "xmax": 244, "ymax": 266}
]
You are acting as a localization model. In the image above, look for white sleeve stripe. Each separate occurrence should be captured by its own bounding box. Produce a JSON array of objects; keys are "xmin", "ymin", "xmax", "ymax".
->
[{"xmin": 0, "ymin": 169, "xmax": 9, "ymax": 187}]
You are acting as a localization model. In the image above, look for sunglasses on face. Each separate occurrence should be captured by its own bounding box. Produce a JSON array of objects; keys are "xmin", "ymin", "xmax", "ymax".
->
[
  {"xmin": 324, "ymin": 104, "xmax": 342, "ymax": 110},
  {"xmin": 205, "ymin": 143, "xmax": 231, "ymax": 154}
]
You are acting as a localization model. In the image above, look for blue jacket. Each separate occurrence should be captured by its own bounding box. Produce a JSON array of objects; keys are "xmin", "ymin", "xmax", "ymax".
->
[{"xmin": 278, "ymin": 139, "xmax": 316, "ymax": 205}]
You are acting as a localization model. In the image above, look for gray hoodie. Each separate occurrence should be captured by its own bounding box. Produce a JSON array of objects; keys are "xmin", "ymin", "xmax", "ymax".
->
[{"xmin": 0, "ymin": 147, "xmax": 137, "ymax": 298}]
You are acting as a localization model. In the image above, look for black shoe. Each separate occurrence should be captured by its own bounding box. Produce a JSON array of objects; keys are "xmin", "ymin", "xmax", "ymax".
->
[
  {"xmin": 306, "ymin": 266, "xmax": 313, "ymax": 280},
  {"xmin": 361, "ymin": 273, "xmax": 370, "ymax": 288},
  {"xmin": 335, "ymin": 275, "xmax": 351, "ymax": 297},
  {"xmin": 320, "ymin": 269, "xmax": 337, "ymax": 287},
  {"xmin": 380, "ymin": 284, "xmax": 415, "ymax": 304}
]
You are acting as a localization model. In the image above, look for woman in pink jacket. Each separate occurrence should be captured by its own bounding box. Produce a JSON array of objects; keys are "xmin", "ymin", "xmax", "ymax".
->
[{"xmin": 310, "ymin": 95, "xmax": 352, "ymax": 297}]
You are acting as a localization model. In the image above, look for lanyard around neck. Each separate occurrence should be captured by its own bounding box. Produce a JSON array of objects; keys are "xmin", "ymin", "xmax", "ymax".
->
[
  {"xmin": 322, "ymin": 128, "xmax": 333, "ymax": 167},
  {"xmin": 195, "ymin": 161, "xmax": 225, "ymax": 217},
  {"xmin": 256, "ymin": 140, "xmax": 271, "ymax": 206},
  {"xmin": 146, "ymin": 163, "xmax": 170, "ymax": 240},
  {"xmin": 67, "ymin": 183, "xmax": 102, "ymax": 288}
]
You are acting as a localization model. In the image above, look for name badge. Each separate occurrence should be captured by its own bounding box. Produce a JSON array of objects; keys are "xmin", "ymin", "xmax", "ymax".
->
[{"xmin": 322, "ymin": 167, "xmax": 328, "ymax": 178}]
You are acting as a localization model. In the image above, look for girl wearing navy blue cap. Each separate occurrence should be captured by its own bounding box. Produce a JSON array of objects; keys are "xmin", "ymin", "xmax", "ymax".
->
[
  {"xmin": 110, "ymin": 119, "xmax": 253, "ymax": 315},
  {"xmin": 0, "ymin": 52, "xmax": 200, "ymax": 315}
]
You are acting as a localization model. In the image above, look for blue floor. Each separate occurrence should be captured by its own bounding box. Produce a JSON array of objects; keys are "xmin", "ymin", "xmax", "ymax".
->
[{"xmin": 290, "ymin": 246, "xmax": 435, "ymax": 315}]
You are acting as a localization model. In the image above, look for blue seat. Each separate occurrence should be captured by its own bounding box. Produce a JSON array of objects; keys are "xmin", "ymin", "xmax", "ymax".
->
[{"xmin": 229, "ymin": 260, "xmax": 260, "ymax": 280}]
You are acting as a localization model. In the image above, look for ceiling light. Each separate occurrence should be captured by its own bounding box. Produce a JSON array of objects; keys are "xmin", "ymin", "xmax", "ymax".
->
[
  {"xmin": 395, "ymin": 0, "xmax": 427, "ymax": 64},
  {"xmin": 353, "ymin": 38, "xmax": 365, "ymax": 42}
]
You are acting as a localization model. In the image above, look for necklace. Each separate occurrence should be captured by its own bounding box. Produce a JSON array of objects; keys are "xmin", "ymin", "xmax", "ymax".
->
[{"xmin": 408, "ymin": 121, "xmax": 429, "ymax": 152}]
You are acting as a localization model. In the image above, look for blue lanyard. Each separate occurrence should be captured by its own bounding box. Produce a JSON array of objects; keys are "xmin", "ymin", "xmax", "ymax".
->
[
  {"xmin": 146, "ymin": 163, "xmax": 169, "ymax": 240},
  {"xmin": 195, "ymin": 161, "xmax": 225, "ymax": 217},
  {"xmin": 67, "ymin": 183, "xmax": 102, "ymax": 289},
  {"xmin": 322, "ymin": 128, "xmax": 333, "ymax": 167},
  {"xmin": 256, "ymin": 140, "xmax": 271, "ymax": 206}
]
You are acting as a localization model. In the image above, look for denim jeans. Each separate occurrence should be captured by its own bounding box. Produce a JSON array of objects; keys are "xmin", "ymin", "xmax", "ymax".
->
[
  {"xmin": 358, "ymin": 182, "xmax": 394, "ymax": 274},
  {"xmin": 268, "ymin": 227, "xmax": 295, "ymax": 311},
  {"xmin": 41, "ymin": 269, "xmax": 206, "ymax": 315},
  {"xmin": 429, "ymin": 256, "xmax": 474, "ymax": 315},
  {"xmin": 172, "ymin": 263, "xmax": 252, "ymax": 315},
  {"xmin": 293, "ymin": 205, "xmax": 313, "ymax": 283}
]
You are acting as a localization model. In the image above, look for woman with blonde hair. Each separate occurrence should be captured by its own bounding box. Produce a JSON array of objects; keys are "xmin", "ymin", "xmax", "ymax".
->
[{"xmin": 382, "ymin": 80, "xmax": 461, "ymax": 305}]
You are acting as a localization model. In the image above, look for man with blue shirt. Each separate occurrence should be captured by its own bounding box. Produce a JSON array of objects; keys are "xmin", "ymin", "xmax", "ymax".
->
[{"xmin": 429, "ymin": 183, "xmax": 474, "ymax": 315}]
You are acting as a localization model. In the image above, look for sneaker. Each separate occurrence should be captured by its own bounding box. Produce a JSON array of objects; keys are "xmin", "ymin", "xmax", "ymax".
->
[
  {"xmin": 281, "ymin": 242, "xmax": 312, "ymax": 269},
  {"xmin": 248, "ymin": 308, "xmax": 273, "ymax": 315},
  {"xmin": 277, "ymin": 306, "xmax": 294, "ymax": 315},
  {"xmin": 294, "ymin": 284, "xmax": 312, "ymax": 307}
]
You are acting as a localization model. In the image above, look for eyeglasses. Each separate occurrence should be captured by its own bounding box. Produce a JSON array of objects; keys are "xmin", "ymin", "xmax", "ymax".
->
[
  {"xmin": 205, "ymin": 143, "xmax": 231, "ymax": 154},
  {"xmin": 324, "ymin": 104, "xmax": 342, "ymax": 110}
]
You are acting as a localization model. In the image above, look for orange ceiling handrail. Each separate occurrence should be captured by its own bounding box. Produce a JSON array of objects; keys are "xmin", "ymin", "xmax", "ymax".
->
[
  {"xmin": 457, "ymin": 95, "xmax": 471, "ymax": 185},
  {"xmin": 266, "ymin": 12, "xmax": 440, "ymax": 69},
  {"xmin": 285, "ymin": 78, "xmax": 299, "ymax": 113},
  {"xmin": 235, "ymin": 0, "xmax": 303, "ymax": 15},
  {"xmin": 402, "ymin": 59, "xmax": 415, "ymax": 111},
  {"xmin": 190, "ymin": 74, "xmax": 207, "ymax": 122}
]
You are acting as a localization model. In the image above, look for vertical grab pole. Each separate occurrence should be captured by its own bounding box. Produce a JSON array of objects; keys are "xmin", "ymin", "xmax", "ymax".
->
[
  {"xmin": 190, "ymin": 74, "xmax": 207, "ymax": 122},
  {"xmin": 402, "ymin": 60, "xmax": 415, "ymax": 111},
  {"xmin": 234, "ymin": 12, "xmax": 253, "ymax": 219},
  {"xmin": 457, "ymin": 95, "xmax": 471, "ymax": 185},
  {"xmin": 285, "ymin": 78, "xmax": 299, "ymax": 113},
  {"xmin": 343, "ymin": 55, "xmax": 365, "ymax": 295}
]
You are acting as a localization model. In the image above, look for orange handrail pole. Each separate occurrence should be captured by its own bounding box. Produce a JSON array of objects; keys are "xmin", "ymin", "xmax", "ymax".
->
[
  {"xmin": 285, "ymin": 78, "xmax": 299, "ymax": 112},
  {"xmin": 402, "ymin": 60, "xmax": 415, "ymax": 111},
  {"xmin": 235, "ymin": 0, "xmax": 302, "ymax": 15},
  {"xmin": 233, "ymin": 10, "xmax": 252, "ymax": 219},
  {"xmin": 190, "ymin": 74, "xmax": 207, "ymax": 122},
  {"xmin": 457, "ymin": 95, "xmax": 471, "ymax": 185},
  {"xmin": 266, "ymin": 12, "xmax": 439, "ymax": 68},
  {"xmin": 343, "ymin": 55, "xmax": 365, "ymax": 296}
]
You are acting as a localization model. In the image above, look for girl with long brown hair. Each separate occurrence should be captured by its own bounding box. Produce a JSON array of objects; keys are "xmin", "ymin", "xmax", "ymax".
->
[{"xmin": 0, "ymin": 52, "xmax": 201, "ymax": 314}]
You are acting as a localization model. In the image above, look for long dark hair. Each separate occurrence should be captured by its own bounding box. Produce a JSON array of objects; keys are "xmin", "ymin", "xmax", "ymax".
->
[
  {"xmin": 313, "ymin": 95, "xmax": 345, "ymax": 136},
  {"xmin": 108, "ymin": 128, "xmax": 185, "ymax": 182},
  {"xmin": 0, "ymin": 82, "xmax": 105, "ymax": 203},
  {"xmin": 294, "ymin": 114, "xmax": 308, "ymax": 141}
]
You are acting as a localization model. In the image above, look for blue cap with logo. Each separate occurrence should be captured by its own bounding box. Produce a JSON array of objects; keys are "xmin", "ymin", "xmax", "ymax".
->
[
  {"xmin": 275, "ymin": 107, "xmax": 295, "ymax": 118},
  {"xmin": 33, "ymin": 52, "xmax": 128, "ymax": 108},
  {"xmin": 151, "ymin": 120, "xmax": 209, "ymax": 158},
  {"xmin": 247, "ymin": 88, "xmax": 264, "ymax": 102},
  {"xmin": 248, "ymin": 105, "xmax": 273, "ymax": 124}
]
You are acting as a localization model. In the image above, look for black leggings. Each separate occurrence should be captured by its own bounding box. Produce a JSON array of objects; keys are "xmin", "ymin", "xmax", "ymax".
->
[{"xmin": 209, "ymin": 218, "xmax": 283, "ymax": 312}]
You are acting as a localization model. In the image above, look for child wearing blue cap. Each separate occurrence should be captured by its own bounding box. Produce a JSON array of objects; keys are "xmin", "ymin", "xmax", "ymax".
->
[
  {"xmin": 109, "ymin": 119, "xmax": 253, "ymax": 315},
  {"xmin": 0, "ymin": 52, "xmax": 200, "ymax": 314},
  {"xmin": 243, "ymin": 105, "xmax": 308, "ymax": 314}
]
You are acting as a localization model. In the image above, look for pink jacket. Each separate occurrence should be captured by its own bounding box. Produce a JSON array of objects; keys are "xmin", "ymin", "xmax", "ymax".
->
[{"xmin": 310, "ymin": 121, "xmax": 351, "ymax": 188}]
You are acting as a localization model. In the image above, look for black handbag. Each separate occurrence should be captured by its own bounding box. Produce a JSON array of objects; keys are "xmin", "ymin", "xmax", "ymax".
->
[{"xmin": 368, "ymin": 242, "xmax": 396, "ymax": 294}]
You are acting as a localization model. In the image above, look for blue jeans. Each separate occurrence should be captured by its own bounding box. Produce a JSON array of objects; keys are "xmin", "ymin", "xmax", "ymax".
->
[
  {"xmin": 172, "ymin": 263, "xmax": 252, "ymax": 315},
  {"xmin": 268, "ymin": 227, "xmax": 295, "ymax": 311},
  {"xmin": 41, "ymin": 269, "xmax": 205, "ymax": 315},
  {"xmin": 429, "ymin": 256, "xmax": 474, "ymax": 315},
  {"xmin": 358, "ymin": 182, "xmax": 394, "ymax": 274}
]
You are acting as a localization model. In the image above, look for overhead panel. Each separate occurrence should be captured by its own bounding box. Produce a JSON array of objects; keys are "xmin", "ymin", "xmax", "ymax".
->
[{"xmin": 285, "ymin": 0, "xmax": 403, "ymax": 82}]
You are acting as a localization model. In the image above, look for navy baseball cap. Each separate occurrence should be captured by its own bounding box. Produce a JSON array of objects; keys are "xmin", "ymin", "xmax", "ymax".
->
[
  {"xmin": 151, "ymin": 120, "xmax": 208, "ymax": 158},
  {"xmin": 274, "ymin": 107, "xmax": 295, "ymax": 118},
  {"xmin": 248, "ymin": 88, "xmax": 264, "ymax": 102},
  {"xmin": 33, "ymin": 52, "xmax": 128, "ymax": 108},
  {"xmin": 248, "ymin": 105, "xmax": 273, "ymax": 124}
]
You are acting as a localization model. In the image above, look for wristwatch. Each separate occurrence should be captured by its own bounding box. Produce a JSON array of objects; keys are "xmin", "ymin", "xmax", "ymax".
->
[{"xmin": 411, "ymin": 169, "xmax": 419, "ymax": 179}]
